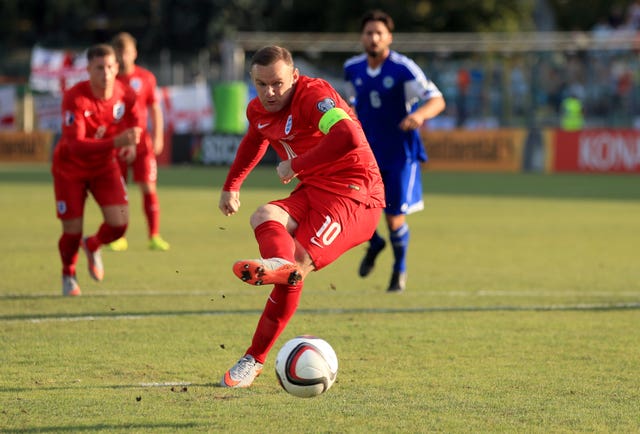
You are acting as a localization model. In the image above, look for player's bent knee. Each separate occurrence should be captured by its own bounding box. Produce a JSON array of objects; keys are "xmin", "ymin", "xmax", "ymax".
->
[{"xmin": 250, "ymin": 204, "xmax": 287, "ymax": 228}]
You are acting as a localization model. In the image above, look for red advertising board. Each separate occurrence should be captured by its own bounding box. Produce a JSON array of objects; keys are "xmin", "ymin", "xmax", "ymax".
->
[{"xmin": 553, "ymin": 129, "xmax": 640, "ymax": 173}]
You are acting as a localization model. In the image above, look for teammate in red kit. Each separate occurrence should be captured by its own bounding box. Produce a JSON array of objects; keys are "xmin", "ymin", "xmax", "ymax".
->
[
  {"xmin": 109, "ymin": 32, "xmax": 170, "ymax": 252},
  {"xmin": 52, "ymin": 43, "xmax": 142, "ymax": 296},
  {"xmin": 218, "ymin": 45, "xmax": 385, "ymax": 388}
]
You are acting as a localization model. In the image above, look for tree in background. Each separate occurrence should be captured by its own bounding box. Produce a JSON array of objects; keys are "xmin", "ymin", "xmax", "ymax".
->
[{"xmin": 1, "ymin": 0, "xmax": 632, "ymax": 55}]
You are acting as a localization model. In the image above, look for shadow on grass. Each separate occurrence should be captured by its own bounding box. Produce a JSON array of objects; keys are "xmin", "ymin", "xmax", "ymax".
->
[
  {"xmin": 7, "ymin": 422, "xmax": 201, "ymax": 433},
  {"xmin": 0, "ymin": 381, "xmax": 222, "ymax": 394}
]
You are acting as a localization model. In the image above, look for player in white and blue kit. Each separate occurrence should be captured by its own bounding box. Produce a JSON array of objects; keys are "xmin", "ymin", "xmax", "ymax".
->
[{"xmin": 344, "ymin": 10, "xmax": 445, "ymax": 292}]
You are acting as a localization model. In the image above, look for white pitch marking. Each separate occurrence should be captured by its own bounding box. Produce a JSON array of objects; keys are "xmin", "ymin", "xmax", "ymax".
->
[
  {"xmin": 139, "ymin": 382, "xmax": 192, "ymax": 387},
  {"xmin": 2, "ymin": 289, "xmax": 640, "ymax": 299},
  {"xmin": 6, "ymin": 301, "xmax": 640, "ymax": 324}
]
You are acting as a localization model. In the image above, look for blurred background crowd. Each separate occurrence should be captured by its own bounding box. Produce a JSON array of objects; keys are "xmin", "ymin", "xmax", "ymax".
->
[{"xmin": 3, "ymin": 0, "xmax": 640, "ymax": 131}]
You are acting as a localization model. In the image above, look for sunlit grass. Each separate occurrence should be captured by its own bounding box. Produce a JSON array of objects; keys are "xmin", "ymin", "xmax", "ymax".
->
[{"xmin": 1, "ymin": 164, "xmax": 639, "ymax": 432}]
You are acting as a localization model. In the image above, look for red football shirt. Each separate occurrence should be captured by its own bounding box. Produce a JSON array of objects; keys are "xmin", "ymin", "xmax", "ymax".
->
[
  {"xmin": 116, "ymin": 65, "xmax": 157, "ymax": 153},
  {"xmin": 52, "ymin": 80, "xmax": 140, "ymax": 179},
  {"xmin": 223, "ymin": 75, "xmax": 385, "ymax": 208}
]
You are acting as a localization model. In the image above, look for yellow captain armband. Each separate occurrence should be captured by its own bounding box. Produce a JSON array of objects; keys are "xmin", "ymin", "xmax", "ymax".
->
[{"xmin": 318, "ymin": 107, "xmax": 351, "ymax": 134}]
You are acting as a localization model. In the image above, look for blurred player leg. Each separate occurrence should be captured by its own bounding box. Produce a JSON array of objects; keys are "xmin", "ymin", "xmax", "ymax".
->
[
  {"xmin": 358, "ymin": 231, "xmax": 387, "ymax": 277},
  {"xmin": 58, "ymin": 232, "xmax": 82, "ymax": 296}
]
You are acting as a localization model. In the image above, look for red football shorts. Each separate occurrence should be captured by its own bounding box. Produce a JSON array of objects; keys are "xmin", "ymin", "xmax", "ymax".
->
[
  {"xmin": 270, "ymin": 184, "xmax": 383, "ymax": 270},
  {"xmin": 53, "ymin": 166, "xmax": 128, "ymax": 220}
]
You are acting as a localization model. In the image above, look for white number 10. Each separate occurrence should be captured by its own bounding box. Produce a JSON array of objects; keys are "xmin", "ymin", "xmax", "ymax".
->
[{"xmin": 311, "ymin": 215, "xmax": 341, "ymax": 247}]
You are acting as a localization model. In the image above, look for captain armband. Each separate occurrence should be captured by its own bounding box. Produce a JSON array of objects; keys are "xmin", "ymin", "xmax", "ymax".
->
[{"xmin": 318, "ymin": 108, "xmax": 352, "ymax": 135}]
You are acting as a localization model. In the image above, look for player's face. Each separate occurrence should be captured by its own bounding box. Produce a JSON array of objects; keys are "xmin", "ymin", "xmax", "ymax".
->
[
  {"xmin": 361, "ymin": 21, "xmax": 392, "ymax": 58},
  {"xmin": 251, "ymin": 59, "xmax": 299, "ymax": 113},
  {"xmin": 87, "ymin": 54, "xmax": 119, "ymax": 91},
  {"xmin": 116, "ymin": 43, "xmax": 137, "ymax": 72}
]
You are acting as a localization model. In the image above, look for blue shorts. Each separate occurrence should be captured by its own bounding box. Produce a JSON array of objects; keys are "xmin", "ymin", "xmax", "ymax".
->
[{"xmin": 380, "ymin": 161, "xmax": 424, "ymax": 215}]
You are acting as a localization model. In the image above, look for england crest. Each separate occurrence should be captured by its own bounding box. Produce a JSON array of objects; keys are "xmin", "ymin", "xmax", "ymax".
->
[
  {"xmin": 64, "ymin": 111, "xmax": 75, "ymax": 126},
  {"xmin": 57, "ymin": 200, "xmax": 67, "ymax": 215},
  {"xmin": 113, "ymin": 101, "xmax": 125, "ymax": 121},
  {"xmin": 130, "ymin": 78, "xmax": 142, "ymax": 93},
  {"xmin": 285, "ymin": 114, "xmax": 293, "ymax": 135}
]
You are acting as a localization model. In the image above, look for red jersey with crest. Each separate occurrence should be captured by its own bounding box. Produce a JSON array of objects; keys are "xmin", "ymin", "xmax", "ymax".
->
[
  {"xmin": 52, "ymin": 80, "xmax": 140, "ymax": 179},
  {"xmin": 116, "ymin": 65, "xmax": 157, "ymax": 154},
  {"xmin": 223, "ymin": 75, "xmax": 385, "ymax": 208}
]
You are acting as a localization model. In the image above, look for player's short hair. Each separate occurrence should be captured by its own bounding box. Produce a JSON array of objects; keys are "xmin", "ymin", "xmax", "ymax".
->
[
  {"xmin": 111, "ymin": 32, "xmax": 137, "ymax": 51},
  {"xmin": 360, "ymin": 9, "xmax": 395, "ymax": 32},
  {"xmin": 86, "ymin": 44, "xmax": 115, "ymax": 61},
  {"xmin": 251, "ymin": 45, "xmax": 294, "ymax": 68}
]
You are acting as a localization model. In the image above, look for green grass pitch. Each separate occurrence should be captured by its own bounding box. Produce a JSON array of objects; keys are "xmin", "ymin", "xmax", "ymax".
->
[{"xmin": 1, "ymin": 163, "xmax": 639, "ymax": 432}]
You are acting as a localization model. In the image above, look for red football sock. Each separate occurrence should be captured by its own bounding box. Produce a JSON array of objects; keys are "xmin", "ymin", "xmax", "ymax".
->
[
  {"xmin": 86, "ymin": 223, "xmax": 128, "ymax": 251},
  {"xmin": 254, "ymin": 221, "xmax": 295, "ymax": 262},
  {"xmin": 246, "ymin": 282, "xmax": 303, "ymax": 363},
  {"xmin": 143, "ymin": 192, "xmax": 160, "ymax": 237},
  {"xmin": 59, "ymin": 232, "xmax": 81, "ymax": 276}
]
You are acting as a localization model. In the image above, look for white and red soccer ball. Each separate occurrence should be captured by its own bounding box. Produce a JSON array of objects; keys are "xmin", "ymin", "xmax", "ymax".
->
[{"xmin": 275, "ymin": 335, "xmax": 338, "ymax": 398}]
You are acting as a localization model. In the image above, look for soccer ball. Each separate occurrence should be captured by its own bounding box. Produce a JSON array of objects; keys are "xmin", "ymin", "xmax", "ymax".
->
[{"xmin": 275, "ymin": 335, "xmax": 338, "ymax": 398}]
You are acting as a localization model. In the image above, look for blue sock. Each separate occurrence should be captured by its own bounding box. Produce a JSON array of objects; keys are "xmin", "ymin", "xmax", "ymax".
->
[
  {"xmin": 390, "ymin": 224, "xmax": 409, "ymax": 273},
  {"xmin": 369, "ymin": 230, "xmax": 386, "ymax": 251}
]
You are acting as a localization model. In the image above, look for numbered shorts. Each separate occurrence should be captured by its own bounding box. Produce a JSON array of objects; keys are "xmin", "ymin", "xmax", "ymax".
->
[
  {"xmin": 53, "ymin": 167, "xmax": 128, "ymax": 220},
  {"xmin": 270, "ymin": 184, "xmax": 383, "ymax": 270},
  {"xmin": 380, "ymin": 161, "xmax": 424, "ymax": 215}
]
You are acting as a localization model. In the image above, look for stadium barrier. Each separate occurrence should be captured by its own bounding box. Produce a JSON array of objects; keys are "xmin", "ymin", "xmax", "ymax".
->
[
  {"xmin": 0, "ymin": 131, "xmax": 54, "ymax": 162},
  {"xmin": 420, "ymin": 129, "xmax": 527, "ymax": 172},
  {"xmin": 546, "ymin": 129, "xmax": 640, "ymax": 174},
  {"xmin": 174, "ymin": 128, "xmax": 530, "ymax": 171},
  {"xmin": 170, "ymin": 133, "xmax": 278, "ymax": 166},
  {"xmin": 169, "ymin": 127, "xmax": 640, "ymax": 174},
  {"xmin": 2, "ymin": 126, "xmax": 639, "ymax": 175}
]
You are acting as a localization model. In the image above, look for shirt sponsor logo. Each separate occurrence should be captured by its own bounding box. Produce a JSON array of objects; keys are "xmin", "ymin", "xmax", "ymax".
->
[
  {"xmin": 113, "ymin": 101, "xmax": 125, "ymax": 121},
  {"xmin": 316, "ymin": 98, "xmax": 336, "ymax": 113}
]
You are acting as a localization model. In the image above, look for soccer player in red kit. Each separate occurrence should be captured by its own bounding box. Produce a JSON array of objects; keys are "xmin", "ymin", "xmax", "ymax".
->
[
  {"xmin": 110, "ymin": 32, "xmax": 170, "ymax": 252},
  {"xmin": 218, "ymin": 45, "xmax": 385, "ymax": 388},
  {"xmin": 52, "ymin": 43, "xmax": 142, "ymax": 296}
]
